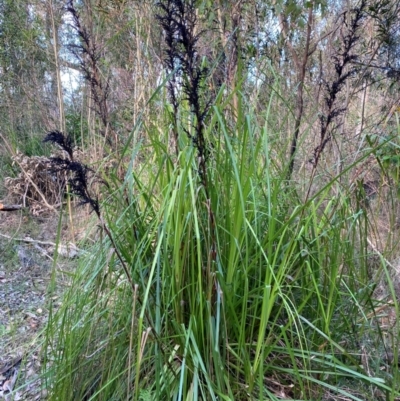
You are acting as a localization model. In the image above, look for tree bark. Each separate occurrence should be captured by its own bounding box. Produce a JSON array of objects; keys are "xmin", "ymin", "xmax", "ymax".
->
[{"xmin": 278, "ymin": 5, "xmax": 314, "ymax": 180}]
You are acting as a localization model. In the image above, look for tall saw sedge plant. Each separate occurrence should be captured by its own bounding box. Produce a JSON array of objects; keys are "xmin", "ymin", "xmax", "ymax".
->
[
  {"xmin": 42, "ymin": 2, "xmax": 399, "ymax": 400},
  {"xmin": 42, "ymin": 87, "xmax": 399, "ymax": 400}
]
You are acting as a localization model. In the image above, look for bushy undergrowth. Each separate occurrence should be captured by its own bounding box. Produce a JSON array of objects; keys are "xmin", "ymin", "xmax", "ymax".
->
[
  {"xmin": 0, "ymin": 131, "xmax": 50, "ymax": 200},
  {"xmin": 42, "ymin": 91, "xmax": 400, "ymax": 401}
]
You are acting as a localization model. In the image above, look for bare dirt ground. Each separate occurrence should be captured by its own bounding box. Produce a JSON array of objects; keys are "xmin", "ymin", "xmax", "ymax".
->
[{"xmin": 0, "ymin": 209, "xmax": 88, "ymax": 400}]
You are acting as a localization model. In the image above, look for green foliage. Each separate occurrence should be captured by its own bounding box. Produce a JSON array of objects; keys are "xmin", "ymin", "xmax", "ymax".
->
[
  {"xmin": 65, "ymin": 111, "xmax": 89, "ymax": 147},
  {"xmin": 0, "ymin": 0, "xmax": 51, "ymax": 161},
  {"xmin": 42, "ymin": 88, "xmax": 399, "ymax": 400},
  {"xmin": 0, "ymin": 0, "xmax": 47, "ymax": 87}
]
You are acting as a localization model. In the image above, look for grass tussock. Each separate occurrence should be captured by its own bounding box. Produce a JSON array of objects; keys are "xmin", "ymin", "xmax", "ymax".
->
[
  {"xmin": 42, "ymin": 87, "xmax": 400, "ymax": 400},
  {"xmin": 40, "ymin": 2, "xmax": 400, "ymax": 399}
]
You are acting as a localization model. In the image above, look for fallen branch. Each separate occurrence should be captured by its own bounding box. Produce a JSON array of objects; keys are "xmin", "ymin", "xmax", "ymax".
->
[
  {"xmin": 0, "ymin": 133, "xmax": 58, "ymax": 213},
  {"xmin": 0, "ymin": 232, "xmax": 60, "ymax": 246},
  {"xmin": 0, "ymin": 233, "xmax": 84, "ymax": 258},
  {"xmin": 0, "ymin": 203, "xmax": 24, "ymax": 212}
]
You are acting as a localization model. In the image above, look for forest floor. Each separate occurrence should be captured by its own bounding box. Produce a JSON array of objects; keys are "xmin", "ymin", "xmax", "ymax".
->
[{"xmin": 0, "ymin": 208, "xmax": 88, "ymax": 400}]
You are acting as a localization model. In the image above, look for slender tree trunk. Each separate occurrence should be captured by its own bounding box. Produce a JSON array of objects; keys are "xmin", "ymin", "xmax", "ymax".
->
[
  {"xmin": 278, "ymin": 5, "xmax": 314, "ymax": 180},
  {"xmin": 48, "ymin": 0, "xmax": 65, "ymax": 133}
]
